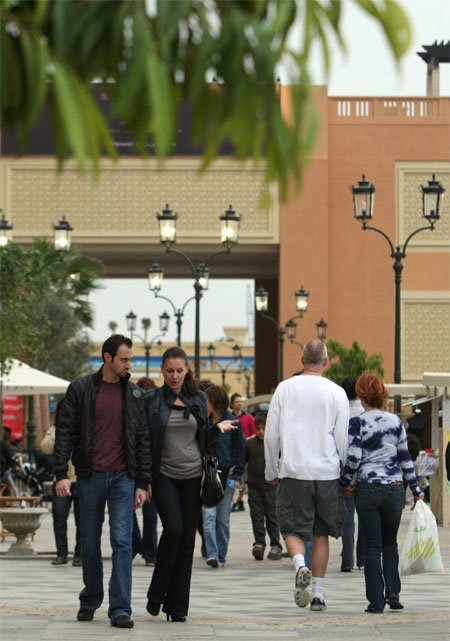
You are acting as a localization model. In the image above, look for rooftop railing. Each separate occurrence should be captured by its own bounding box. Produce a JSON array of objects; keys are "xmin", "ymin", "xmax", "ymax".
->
[{"xmin": 329, "ymin": 96, "xmax": 449, "ymax": 124}]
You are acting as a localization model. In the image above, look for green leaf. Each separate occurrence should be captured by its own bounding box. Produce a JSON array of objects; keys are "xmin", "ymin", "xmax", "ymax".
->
[
  {"xmin": 53, "ymin": 61, "xmax": 88, "ymax": 166},
  {"xmin": 146, "ymin": 49, "xmax": 175, "ymax": 157},
  {"xmin": 34, "ymin": 0, "xmax": 50, "ymax": 25},
  {"xmin": 17, "ymin": 30, "xmax": 48, "ymax": 151},
  {"xmin": 355, "ymin": 0, "xmax": 411, "ymax": 60}
]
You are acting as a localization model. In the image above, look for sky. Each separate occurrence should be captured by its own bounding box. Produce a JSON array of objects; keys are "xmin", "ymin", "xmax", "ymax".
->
[{"xmin": 88, "ymin": 0, "xmax": 450, "ymax": 343}]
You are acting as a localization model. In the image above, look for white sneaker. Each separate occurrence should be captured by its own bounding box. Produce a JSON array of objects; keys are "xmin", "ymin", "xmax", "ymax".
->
[
  {"xmin": 310, "ymin": 596, "xmax": 327, "ymax": 611},
  {"xmin": 294, "ymin": 566, "xmax": 312, "ymax": 608}
]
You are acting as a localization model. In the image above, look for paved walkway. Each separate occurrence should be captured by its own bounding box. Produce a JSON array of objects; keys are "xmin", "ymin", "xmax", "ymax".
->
[{"xmin": 1, "ymin": 500, "xmax": 449, "ymax": 640}]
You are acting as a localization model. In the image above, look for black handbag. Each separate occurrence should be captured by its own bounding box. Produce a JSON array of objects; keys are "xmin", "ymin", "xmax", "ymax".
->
[{"xmin": 200, "ymin": 453, "xmax": 224, "ymax": 508}]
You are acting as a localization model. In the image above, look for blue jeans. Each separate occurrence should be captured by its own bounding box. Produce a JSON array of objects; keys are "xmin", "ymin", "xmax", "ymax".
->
[
  {"xmin": 355, "ymin": 483, "xmax": 404, "ymax": 611},
  {"xmin": 202, "ymin": 481, "xmax": 235, "ymax": 564},
  {"xmin": 341, "ymin": 494, "xmax": 364, "ymax": 569},
  {"xmin": 76, "ymin": 470, "xmax": 135, "ymax": 619}
]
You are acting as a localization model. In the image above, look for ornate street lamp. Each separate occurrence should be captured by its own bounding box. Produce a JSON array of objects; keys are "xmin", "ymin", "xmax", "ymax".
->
[
  {"xmin": 148, "ymin": 262, "xmax": 164, "ymax": 291},
  {"xmin": 156, "ymin": 204, "xmax": 178, "ymax": 249},
  {"xmin": 53, "ymin": 215, "xmax": 73, "ymax": 251},
  {"xmin": 421, "ymin": 174, "xmax": 445, "ymax": 223},
  {"xmin": 220, "ymin": 205, "xmax": 241, "ymax": 249},
  {"xmin": 155, "ymin": 203, "xmax": 241, "ymax": 378},
  {"xmin": 125, "ymin": 311, "xmax": 169, "ymax": 377},
  {"xmin": 0, "ymin": 210, "xmax": 13, "ymax": 247},
  {"xmin": 351, "ymin": 173, "xmax": 445, "ymax": 414},
  {"xmin": 286, "ymin": 319, "xmax": 297, "ymax": 340},
  {"xmin": 126, "ymin": 310, "xmax": 137, "ymax": 333},
  {"xmin": 255, "ymin": 287, "xmax": 269, "ymax": 312},
  {"xmin": 351, "ymin": 174, "xmax": 375, "ymax": 223},
  {"xmin": 316, "ymin": 318, "xmax": 328, "ymax": 342},
  {"xmin": 295, "ymin": 286, "xmax": 309, "ymax": 314},
  {"xmin": 148, "ymin": 261, "xmax": 195, "ymax": 347},
  {"xmin": 255, "ymin": 287, "xmax": 310, "ymax": 382},
  {"xmin": 196, "ymin": 263, "xmax": 210, "ymax": 291},
  {"xmin": 207, "ymin": 343, "xmax": 243, "ymax": 387},
  {"xmin": 159, "ymin": 311, "xmax": 170, "ymax": 333}
]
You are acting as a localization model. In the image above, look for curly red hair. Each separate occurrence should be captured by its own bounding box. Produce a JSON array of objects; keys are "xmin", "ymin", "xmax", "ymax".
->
[{"xmin": 355, "ymin": 373, "xmax": 388, "ymax": 409}]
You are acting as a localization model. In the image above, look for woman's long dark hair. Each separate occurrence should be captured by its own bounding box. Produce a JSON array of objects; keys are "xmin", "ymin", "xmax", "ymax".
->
[{"xmin": 161, "ymin": 346, "xmax": 198, "ymax": 396}]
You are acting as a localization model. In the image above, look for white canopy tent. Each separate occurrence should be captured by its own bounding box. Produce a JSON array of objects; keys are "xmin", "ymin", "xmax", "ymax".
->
[{"xmin": 1, "ymin": 359, "xmax": 70, "ymax": 396}]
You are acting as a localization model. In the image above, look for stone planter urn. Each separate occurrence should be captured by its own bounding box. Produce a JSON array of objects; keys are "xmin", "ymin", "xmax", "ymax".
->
[{"xmin": 0, "ymin": 507, "xmax": 49, "ymax": 556}]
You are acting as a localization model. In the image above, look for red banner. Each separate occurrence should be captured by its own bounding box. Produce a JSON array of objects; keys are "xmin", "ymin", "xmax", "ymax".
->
[{"xmin": 2, "ymin": 395, "xmax": 24, "ymax": 441}]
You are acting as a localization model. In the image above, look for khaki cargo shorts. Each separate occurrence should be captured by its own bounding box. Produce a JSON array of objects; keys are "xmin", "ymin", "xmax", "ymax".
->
[{"xmin": 276, "ymin": 478, "xmax": 346, "ymax": 541}]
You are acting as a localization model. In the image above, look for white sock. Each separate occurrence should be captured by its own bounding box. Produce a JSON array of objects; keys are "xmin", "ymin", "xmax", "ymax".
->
[
  {"xmin": 292, "ymin": 554, "xmax": 305, "ymax": 572},
  {"xmin": 311, "ymin": 576, "xmax": 323, "ymax": 598}
]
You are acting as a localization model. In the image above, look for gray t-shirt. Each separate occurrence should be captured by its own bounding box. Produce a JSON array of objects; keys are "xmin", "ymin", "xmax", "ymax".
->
[{"xmin": 160, "ymin": 407, "xmax": 203, "ymax": 479}]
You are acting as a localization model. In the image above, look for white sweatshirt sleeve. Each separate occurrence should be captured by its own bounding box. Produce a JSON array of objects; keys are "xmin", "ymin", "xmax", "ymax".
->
[
  {"xmin": 334, "ymin": 391, "xmax": 350, "ymax": 465},
  {"xmin": 264, "ymin": 386, "xmax": 282, "ymax": 481}
]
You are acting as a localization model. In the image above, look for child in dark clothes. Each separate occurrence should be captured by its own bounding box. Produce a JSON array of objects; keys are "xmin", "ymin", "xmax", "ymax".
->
[{"xmin": 245, "ymin": 412, "xmax": 283, "ymax": 561}]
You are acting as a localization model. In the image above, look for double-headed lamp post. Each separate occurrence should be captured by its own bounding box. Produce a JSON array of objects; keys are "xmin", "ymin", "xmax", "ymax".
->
[
  {"xmin": 255, "ymin": 286, "xmax": 309, "ymax": 382},
  {"xmin": 289, "ymin": 318, "xmax": 328, "ymax": 352},
  {"xmin": 156, "ymin": 204, "xmax": 241, "ymax": 379},
  {"xmin": 351, "ymin": 173, "xmax": 445, "ymax": 414},
  {"xmin": 207, "ymin": 343, "xmax": 242, "ymax": 387},
  {"xmin": 148, "ymin": 262, "xmax": 195, "ymax": 347},
  {"xmin": 125, "ymin": 310, "xmax": 170, "ymax": 377}
]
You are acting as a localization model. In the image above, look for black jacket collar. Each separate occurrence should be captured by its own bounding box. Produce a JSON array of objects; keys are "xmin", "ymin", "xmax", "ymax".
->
[{"xmin": 93, "ymin": 365, "xmax": 130, "ymax": 388}]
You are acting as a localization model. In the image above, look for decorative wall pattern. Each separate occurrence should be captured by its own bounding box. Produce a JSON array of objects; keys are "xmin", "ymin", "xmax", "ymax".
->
[
  {"xmin": 2, "ymin": 159, "xmax": 278, "ymax": 243},
  {"xmin": 397, "ymin": 162, "xmax": 449, "ymax": 248},
  {"xmin": 403, "ymin": 293, "xmax": 450, "ymax": 381}
]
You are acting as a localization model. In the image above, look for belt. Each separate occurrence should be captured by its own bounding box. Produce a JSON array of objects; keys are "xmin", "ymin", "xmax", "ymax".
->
[{"xmin": 358, "ymin": 481, "xmax": 403, "ymax": 487}]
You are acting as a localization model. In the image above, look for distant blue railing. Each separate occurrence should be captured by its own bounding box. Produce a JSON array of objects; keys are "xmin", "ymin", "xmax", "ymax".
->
[{"xmin": 89, "ymin": 355, "xmax": 254, "ymax": 371}]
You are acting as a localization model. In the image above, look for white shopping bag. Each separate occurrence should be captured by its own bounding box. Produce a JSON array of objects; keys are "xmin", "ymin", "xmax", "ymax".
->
[{"xmin": 400, "ymin": 501, "xmax": 444, "ymax": 576}]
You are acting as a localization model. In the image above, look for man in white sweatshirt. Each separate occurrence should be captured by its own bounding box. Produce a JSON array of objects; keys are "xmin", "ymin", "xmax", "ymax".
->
[{"xmin": 264, "ymin": 340, "xmax": 349, "ymax": 612}]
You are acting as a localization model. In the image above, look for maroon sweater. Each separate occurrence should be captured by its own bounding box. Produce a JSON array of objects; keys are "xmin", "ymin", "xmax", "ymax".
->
[{"xmin": 91, "ymin": 381, "xmax": 126, "ymax": 471}]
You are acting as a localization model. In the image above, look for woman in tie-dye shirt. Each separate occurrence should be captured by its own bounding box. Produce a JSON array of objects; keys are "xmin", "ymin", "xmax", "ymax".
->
[{"xmin": 340, "ymin": 374, "xmax": 423, "ymax": 614}]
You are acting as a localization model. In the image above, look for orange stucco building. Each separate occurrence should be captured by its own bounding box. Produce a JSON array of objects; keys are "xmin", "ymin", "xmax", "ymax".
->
[{"xmin": 255, "ymin": 86, "xmax": 449, "ymax": 394}]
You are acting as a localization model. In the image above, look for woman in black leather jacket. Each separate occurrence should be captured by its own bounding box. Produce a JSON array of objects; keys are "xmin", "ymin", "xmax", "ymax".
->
[{"xmin": 145, "ymin": 346, "xmax": 237, "ymax": 622}]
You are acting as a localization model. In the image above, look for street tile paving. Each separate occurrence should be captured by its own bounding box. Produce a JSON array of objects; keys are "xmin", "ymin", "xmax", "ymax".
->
[{"xmin": 0, "ymin": 503, "xmax": 449, "ymax": 640}]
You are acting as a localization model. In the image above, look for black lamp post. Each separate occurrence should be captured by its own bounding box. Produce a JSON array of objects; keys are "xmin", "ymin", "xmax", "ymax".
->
[
  {"xmin": 156, "ymin": 204, "xmax": 241, "ymax": 379},
  {"xmin": 255, "ymin": 286, "xmax": 309, "ymax": 382},
  {"xmin": 289, "ymin": 318, "xmax": 328, "ymax": 352},
  {"xmin": 125, "ymin": 310, "xmax": 170, "ymax": 377},
  {"xmin": 148, "ymin": 262, "xmax": 195, "ymax": 347},
  {"xmin": 207, "ymin": 343, "xmax": 242, "ymax": 387},
  {"xmin": 351, "ymin": 173, "xmax": 445, "ymax": 413}
]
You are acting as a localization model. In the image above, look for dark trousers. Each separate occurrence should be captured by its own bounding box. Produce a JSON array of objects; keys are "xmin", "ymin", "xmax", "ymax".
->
[
  {"xmin": 341, "ymin": 494, "xmax": 365, "ymax": 569},
  {"xmin": 147, "ymin": 474, "xmax": 202, "ymax": 617},
  {"xmin": 132, "ymin": 498, "xmax": 158, "ymax": 561},
  {"xmin": 52, "ymin": 483, "xmax": 81, "ymax": 558},
  {"xmin": 355, "ymin": 483, "xmax": 404, "ymax": 611},
  {"xmin": 248, "ymin": 485, "xmax": 281, "ymax": 549}
]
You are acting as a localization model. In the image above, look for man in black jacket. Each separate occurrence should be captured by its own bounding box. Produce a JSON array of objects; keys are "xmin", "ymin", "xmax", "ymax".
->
[{"xmin": 54, "ymin": 334, "xmax": 151, "ymax": 629}]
